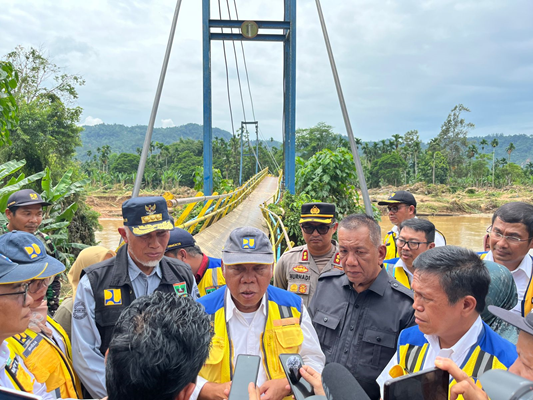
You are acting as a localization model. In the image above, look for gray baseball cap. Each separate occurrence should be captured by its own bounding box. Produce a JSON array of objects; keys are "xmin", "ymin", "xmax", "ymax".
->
[
  {"xmin": 489, "ymin": 305, "xmax": 533, "ymax": 336},
  {"xmin": 222, "ymin": 227, "xmax": 274, "ymax": 265}
]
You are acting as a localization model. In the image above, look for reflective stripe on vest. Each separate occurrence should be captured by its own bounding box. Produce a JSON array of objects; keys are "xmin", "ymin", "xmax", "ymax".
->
[
  {"xmin": 384, "ymin": 231, "xmax": 398, "ymax": 260},
  {"xmin": 198, "ymin": 267, "xmax": 225, "ymax": 297},
  {"xmin": 4, "ymin": 343, "xmax": 35, "ymax": 393}
]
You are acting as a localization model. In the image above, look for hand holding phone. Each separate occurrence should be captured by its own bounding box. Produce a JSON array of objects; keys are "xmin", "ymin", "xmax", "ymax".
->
[
  {"xmin": 279, "ymin": 353, "xmax": 315, "ymax": 400},
  {"xmin": 228, "ymin": 355, "xmax": 261, "ymax": 400},
  {"xmin": 383, "ymin": 367, "xmax": 449, "ymax": 400}
]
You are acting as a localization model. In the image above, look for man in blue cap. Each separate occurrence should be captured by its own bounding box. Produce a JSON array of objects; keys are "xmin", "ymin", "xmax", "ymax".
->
[
  {"xmin": 72, "ymin": 196, "xmax": 198, "ymax": 399},
  {"xmin": 2, "ymin": 189, "xmax": 62, "ymax": 315},
  {"xmin": 0, "ymin": 231, "xmax": 66, "ymax": 399},
  {"xmin": 165, "ymin": 228, "xmax": 225, "ymax": 297}
]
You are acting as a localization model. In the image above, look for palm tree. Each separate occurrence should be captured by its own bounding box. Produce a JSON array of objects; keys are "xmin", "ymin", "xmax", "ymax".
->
[
  {"xmin": 506, "ymin": 142, "xmax": 516, "ymax": 162},
  {"xmin": 391, "ymin": 134, "xmax": 403, "ymax": 152},
  {"xmin": 480, "ymin": 139, "xmax": 489, "ymax": 152},
  {"xmin": 491, "ymin": 138, "xmax": 499, "ymax": 186}
]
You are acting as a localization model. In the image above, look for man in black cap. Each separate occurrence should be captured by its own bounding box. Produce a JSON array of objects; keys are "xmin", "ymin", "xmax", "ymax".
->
[
  {"xmin": 274, "ymin": 202, "xmax": 340, "ymax": 307},
  {"xmin": 378, "ymin": 191, "xmax": 445, "ymax": 260},
  {"xmin": 165, "ymin": 227, "xmax": 225, "ymax": 297},
  {"xmin": 71, "ymin": 196, "xmax": 197, "ymax": 399},
  {"xmin": 2, "ymin": 189, "xmax": 62, "ymax": 315}
]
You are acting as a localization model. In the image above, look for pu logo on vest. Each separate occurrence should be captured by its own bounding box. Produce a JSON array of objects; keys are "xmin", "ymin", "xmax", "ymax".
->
[
  {"xmin": 104, "ymin": 289, "xmax": 122, "ymax": 306},
  {"xmin": 242, "ymin": 238, "xmax": 255, "ymax": 249},
  {"xmin": 24, "ymin": 243, "xmax": 41, "ymax": 259}
]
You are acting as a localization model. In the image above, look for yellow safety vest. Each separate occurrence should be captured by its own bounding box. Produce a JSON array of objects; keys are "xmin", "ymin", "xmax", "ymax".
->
[
  {"xmin": 384, "ymin": 231, "xmax": 398, "ymax": 260},
  {"xmin": 3, "ymin": 343, "xmax": 35, "ymax": 393},
  {"xmin": 391, "ymin": 323, "xmax": 517, "ymax": 400},
  {"xmin": 198, "ymin": 286, "xmax": 304, "ymax": 384},
  {"xmin": 6, "ymin": 316, "xmax": 82, "ymax": 399},
  {"xmin": 391, "ymin": 267, "xmax": 411, "ymax": 289},
  {"xmin": 198, "ymin": 267, "xmax": 225, "ymax": 297}
]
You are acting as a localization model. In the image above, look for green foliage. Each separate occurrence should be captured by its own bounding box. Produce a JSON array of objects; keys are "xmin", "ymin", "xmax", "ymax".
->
[
  {"xmin": 0, "ymin": 61, "xmax": 19, "ymax": 146},
  {"xmin": 193, "ymin": 167, "xmax": 234, "ymax": 193},
  {"xmin": 369, "ymin": 152, "xmax": 408, "ymax": 187},
  {"xmin": 295, "ymin": 148, "xmax": 371, "ymax": 218},
  {"xmin": 419, "ymin": 151, "xmax": 449, "ymax": 184},
  {"xmin": 111, "ymin": 153, "xmax": 141, "ymax": 175},
  {"xmin": 295, "ymin": 122, "xmax": 348, "ymax": 160}
]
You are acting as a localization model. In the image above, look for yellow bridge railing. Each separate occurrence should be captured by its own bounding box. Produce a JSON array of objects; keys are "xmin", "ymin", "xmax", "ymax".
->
[
  {"xmin": 164, "ymin": 168, "xmax": 269, "ymax": 234},
  {"xmin": 259, "ymin": 170, "xmax": 294, "ymax": 262}
]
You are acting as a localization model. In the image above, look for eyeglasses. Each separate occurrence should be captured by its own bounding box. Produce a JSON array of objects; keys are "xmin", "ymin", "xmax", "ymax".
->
[
  {"xmin": 387, "ymin": 205, "xmax": 408, "ymax": 213},
  {"xmin": 28, "ymin": 277, "xmax": 52, "ymax": 294},
  {"xmin": 0, "ymin": 283, "xmax": 29, "ymax": 304},
  {"xmin": 396, "ymin": 238, "xmax": 429, "ymax": 250},
  {"xmin": 487, "ymin": 226, "xmax": 532, "ymax": 244},
  {"xmin": 300, "ymin": 224, "xmax": 334, "ymax": 235}
]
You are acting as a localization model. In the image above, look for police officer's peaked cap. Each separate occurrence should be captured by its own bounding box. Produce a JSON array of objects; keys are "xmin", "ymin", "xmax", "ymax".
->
[
  {"xmin": 6, "ymin": 189, "xmax": 51, "ymax": 209},
  {"xmin": 122, "ymin": 196, "xmax": 174, "ymax": 236},
  {"xmin": 222, "ymin": 226, "xmax": 273, "ymax": 265},
  {"xmin": 299, "ymin": 202, "xmax": 336, "ymax": 224},
  {"xmin": 0, "ymin": 231, "xmax": 65, "ymax": 281},
  {"xmin": 377, "ymin": 191, "xmax": 417, "ymax": 207},
  {"xmin": 166, "ymin": 228, "xmax": 196, "ymax": 252}
]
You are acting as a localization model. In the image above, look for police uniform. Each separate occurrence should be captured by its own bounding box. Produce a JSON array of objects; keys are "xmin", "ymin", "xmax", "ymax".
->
[
  {"xmin": 166, "ymin": 227, "xmax": 225, "ymax": 297},
  {"xmin": 71, "ymin": 197, "xmax": 197, "ymax": 399},
  {"xmin": 274, "ymin": 202, "xmax": 339, "ymax": 307},
  {"xmin": 308, "ymin": 268, "xmax": 415, "ymax": 400}
]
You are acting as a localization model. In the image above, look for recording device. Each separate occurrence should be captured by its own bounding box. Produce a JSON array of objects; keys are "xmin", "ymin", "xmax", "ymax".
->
[
  {"xmin": 479, "ymin": 369, "xmax": 533, "ymax": 400},
  {"xmin": 0, "ymin": 387, "xmax": 42, "ymax": 399},
  {"xmin": 228, "ymin": 354, "xmax": 261, "ymax": 400},
  {"xmin": 279, "ymin": 353, "xmax": 315, "ymax": 400},
  {"xmin": 321, "ymin": 363, "xmax": 370, "ymax": 400},
  {"xmin": 383, "ymin": 367, "xmax": 449, "ymax": 400}
]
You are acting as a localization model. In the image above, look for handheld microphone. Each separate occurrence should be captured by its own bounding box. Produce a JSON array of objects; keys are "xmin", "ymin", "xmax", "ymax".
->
[
  {"xmin": 479, "ymin": 369, "xmax": 533, "ymax": 400},
  {"xmin": 321, "ymin": 363, "xmax": 370, "ymax": 400}
]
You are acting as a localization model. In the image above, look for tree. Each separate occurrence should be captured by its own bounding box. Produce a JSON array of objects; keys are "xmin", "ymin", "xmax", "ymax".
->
[
  {"xmin": 437, "ymin": 104, "xmax": 475, "ymax": 178},
  {"xmin": 491, "ymin": 138, "xmax": 499, "ymax": 186},
  {"xmin": 402, "ymin": 130, "xmax": 421, "ymax": 179},
  {"xmin": 479, "ymin": 138, "xmax": 489, "ymax": 152},
  {"xmin": 369, "ymin": 152, "xmax": 408, "ymax": 187},
  {"xmin": 506, "ymin": 142, "xmax": 516, "ymax": 162},
  {"xmin": 111, "ymin": 153, "xmax": 141, "ymax": 175},
  {"xmin": 419, "ymin": 150, "xmax": 449, "ymax": 185},
  {"xmin": 0, "ymin": 61, "xmax": 19, "ymax": 146},
  {"xmin": 295, "ymin": 122, "xmax": 347, "ymax": 160},
  {"xmin": 391, "ymin": 134, "xmax": 403, "ymax": 152}
]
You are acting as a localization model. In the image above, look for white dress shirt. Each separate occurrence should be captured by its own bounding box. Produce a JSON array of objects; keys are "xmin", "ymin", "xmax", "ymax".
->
[
  {"xmin": 376, "ymin": 316, "xmax": 484, "ymax": 398},
  {"xmin": 0, "ymin": 340, "xmax": 55, "ymax": 399},
  {"xmin": 484, "ymin": 251, "xmax": 532, "ymax": 315},
  {"xmin": 191, "ymin": 288, "xmax": 326, "ymax": 400}
]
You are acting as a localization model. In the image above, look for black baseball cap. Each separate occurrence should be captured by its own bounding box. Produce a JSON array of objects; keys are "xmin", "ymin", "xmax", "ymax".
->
[
  {"xmin": 378, "ymin": 191, "xmax": 417, "ymax": 207},
  {"xmin": 166, "ymin": 228, "xmax": 196, "ymax": 252},
  {"xmin": 6, "ymin": 189, "xmax": 51, "ymax": 209},
  {"xmin": 489, "ymin": 305, "xmax": 533, "ymax": 336},
  {"xmin": 299, "ymin": 202, "xmax": 336, "ymax": 224},
  {"xmin": 122, "ymin": 196, "xmax": 174, "ymax": 236}
]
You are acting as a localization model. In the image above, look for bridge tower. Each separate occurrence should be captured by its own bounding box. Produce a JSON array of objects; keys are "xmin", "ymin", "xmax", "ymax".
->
[{"xmin": 202, "ymin": 0, "xmax": 296, "ymax": 195}]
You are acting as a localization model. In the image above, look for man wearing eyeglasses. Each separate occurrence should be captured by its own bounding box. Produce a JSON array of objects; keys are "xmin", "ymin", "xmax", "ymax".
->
[
  {"xmin": 378, "ymin": 191, "xmax": 445, "ymax": 260},
  {"xmin": 389, "ymin": 219, "xmax": 436, "ymax": 289},
  {"xmin": 274, "ymin": 202, "xmax": 340, "ymax": 307},
  {"xmin": 483, "ymin": 202, "xmax": 533, "ymax": 316}
]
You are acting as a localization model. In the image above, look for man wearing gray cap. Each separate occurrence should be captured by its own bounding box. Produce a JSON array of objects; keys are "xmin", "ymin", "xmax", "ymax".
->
[
  {"xmin": 72, "ymin": 196, "xmax": 197, "ymax": 399},
  {"xmin": 194, "ymin": 227, "xmax": 325, "ymax": 400}
]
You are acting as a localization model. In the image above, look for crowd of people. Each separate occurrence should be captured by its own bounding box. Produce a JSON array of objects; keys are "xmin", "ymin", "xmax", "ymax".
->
[{"xmin": 1, "ymin": 187, "xmax": 533, "ymax": 400}]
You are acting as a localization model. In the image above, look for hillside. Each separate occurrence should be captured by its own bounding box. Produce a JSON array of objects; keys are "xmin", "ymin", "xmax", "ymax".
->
[{"xmin": 77, "ymin": 123, "xmax": 233, "ymax": 160}]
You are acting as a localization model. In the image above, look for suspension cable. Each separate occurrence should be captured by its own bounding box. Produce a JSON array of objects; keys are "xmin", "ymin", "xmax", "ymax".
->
[{"xmin": 218, "ymin": 0, "xmax": 236, "ymax": 138}]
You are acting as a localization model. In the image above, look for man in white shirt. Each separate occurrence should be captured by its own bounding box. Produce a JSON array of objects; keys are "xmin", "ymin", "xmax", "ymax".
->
[
  {"xmin": 195, "ymin": 227, "xmax": 325, "ymax": 400},
  {"xmin": 483, "ymin": 202, "xmax": 533, "ymax": 316},
  {"xmin": 377, "ymin": 246, "xmax": 517, "ymax": 397},
  {"xmin": 388, "ymin": 218, "xmax": 436, "ymax": 289}
]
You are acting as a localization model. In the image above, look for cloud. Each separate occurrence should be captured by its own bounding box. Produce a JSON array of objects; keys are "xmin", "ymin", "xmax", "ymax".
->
[
  {"xmin": 82, "ymin": 116, "xmax": 103, "ymax": 126},
  {"xmin": 161, "ymin": 118, "xmax": 175, "ymax": 128}
]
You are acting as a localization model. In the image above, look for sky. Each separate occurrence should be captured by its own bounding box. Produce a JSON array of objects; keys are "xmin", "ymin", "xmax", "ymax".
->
[{"xmin": 2, "ymin": 0, "xmax": 533, "ymax": 143}]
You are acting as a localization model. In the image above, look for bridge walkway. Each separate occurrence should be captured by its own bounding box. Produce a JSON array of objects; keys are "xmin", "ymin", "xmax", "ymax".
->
[{"xmin": 193, "ymin": 175, "xmax": 278, "ymax": 258}]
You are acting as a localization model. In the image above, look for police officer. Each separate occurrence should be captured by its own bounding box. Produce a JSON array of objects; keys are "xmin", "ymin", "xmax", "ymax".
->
[
  {"xmin": 308, "ymin": 214, "xmax": 415, "ymax": 400},
  {"xmin": 165, "ymin": 228, "xmax": 225, "ymax": 297},
  {"xmin": 274, "ymin": 202, "xmax": 340, "ymax": 307},
  {"xmin": 378, "ymin": 191, "xmax": 445, "ymax": 260},
  {"xmin": 71, "ymin": 196, "xmax": 197, "ymax": 399},
  {"xmin": 3, "ymin": 189, "xmax": 62, "ymax": 315}
]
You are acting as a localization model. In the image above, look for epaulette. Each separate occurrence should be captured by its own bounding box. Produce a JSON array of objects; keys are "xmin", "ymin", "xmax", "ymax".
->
[{"xmin": 390, "ymin": 279, "xmax": 414, "ymax": 299}]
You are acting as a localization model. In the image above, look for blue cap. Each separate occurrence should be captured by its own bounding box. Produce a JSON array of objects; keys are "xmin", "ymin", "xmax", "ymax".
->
[
  {"xmin": 166, "ymin": 228, "xmax": 196, "ymax": 252},
  {"xmin": 0, "ymin": 254, "xmax": 47, "ymax": 284},
  {"xmin": 122, "ymin": 196, "xmax": 174, "ymax": 236},
  {"xmin": 0, "ymin": 231, "xmax": 65, "ymax": 280}
]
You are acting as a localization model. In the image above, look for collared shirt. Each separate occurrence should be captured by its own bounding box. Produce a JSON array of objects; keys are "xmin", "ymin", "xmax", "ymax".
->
[
  {"xmin": 195, "ymin": 253, "xmax": 210, "ymax": 283},
  {"xmin": 0, "ymin": 341, "xmax": 55, "ymax": 400},
  {"xmin": 485, "ymin": 251, "xmax": 532, "ymax": 315},
  {"xmin": 308, "ymin": 268, "xmax": 415, "ymax": 400},
  {"xmin": 376, "ymin": 316, "xmax": 484, "ymax": 398},
  {"xmin": 191, "ymin": 288, "xmax": 325, "ymax": 400},
  {"xmin": 127, "ymin": 253, "xmax": 162, "ymax": 297},
  {"xmin": 393, "ymin": 258, "xmax": 414, "ymax": 281}
]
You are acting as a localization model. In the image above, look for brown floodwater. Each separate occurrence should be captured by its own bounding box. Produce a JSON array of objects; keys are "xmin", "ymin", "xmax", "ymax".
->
[{"xmin": 96, "ymin": 215, "xmax": 493, "ymax": 253}]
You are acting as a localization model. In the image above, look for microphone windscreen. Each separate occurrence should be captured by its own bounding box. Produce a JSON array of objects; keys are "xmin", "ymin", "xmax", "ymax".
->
[{"xmin": 322, "ymin": 363, "xmax": 370, "ymax": 400}]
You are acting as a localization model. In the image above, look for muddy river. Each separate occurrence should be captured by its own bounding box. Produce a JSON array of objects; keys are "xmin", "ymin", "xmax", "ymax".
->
[{"xmin": 96, "ymin": 215, "xmax": 493, "ymax": 253}]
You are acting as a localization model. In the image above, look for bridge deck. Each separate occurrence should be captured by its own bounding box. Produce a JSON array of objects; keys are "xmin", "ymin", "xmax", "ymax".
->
[{"xmin": 194, "ymin": 175, "xmax": 278, "ymax": 258}]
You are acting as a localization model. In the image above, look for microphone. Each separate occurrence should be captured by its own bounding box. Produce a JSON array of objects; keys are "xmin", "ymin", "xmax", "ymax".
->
[
  {"xmin": 321, "ymin": 363, "xmax": 370, "ymax": 400},
  {"xmin": 479, "ymin": 369, "xmax": 533, "ymax": 400}
]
